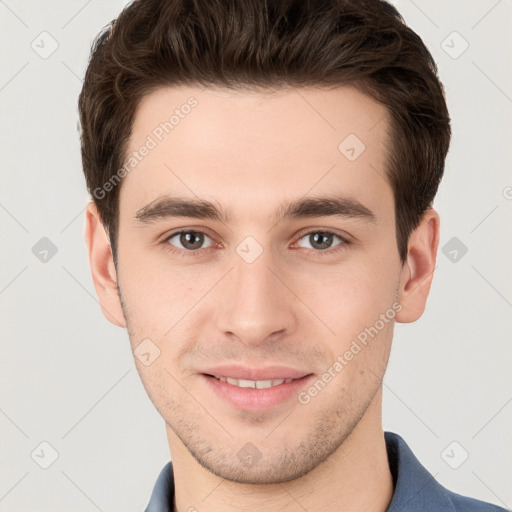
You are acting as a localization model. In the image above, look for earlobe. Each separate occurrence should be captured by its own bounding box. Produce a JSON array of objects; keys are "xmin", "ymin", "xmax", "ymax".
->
[
  {"xmin": 84, "ymin": 202, "xmax": 126, "ymax": 328},
  {"xmin": 395, "ymin": 209, "xmax": 440, "ymax": 324}
]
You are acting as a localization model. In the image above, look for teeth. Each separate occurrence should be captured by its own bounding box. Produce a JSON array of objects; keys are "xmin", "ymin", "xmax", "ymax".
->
[{"xmin": 215, "ymin": 376, "xmax": 294, "ymax": 388}]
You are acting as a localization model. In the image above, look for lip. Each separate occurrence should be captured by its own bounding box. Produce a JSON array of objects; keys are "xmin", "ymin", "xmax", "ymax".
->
[{"xmin": 199, "ymin": 366, "xmax": 314, "ymax": 411}]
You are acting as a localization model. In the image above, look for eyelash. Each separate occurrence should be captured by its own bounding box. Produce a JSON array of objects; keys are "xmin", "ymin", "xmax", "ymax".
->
[{"xmin": 162, "ymin": 229, "xmax": 351, "ymax": 258}]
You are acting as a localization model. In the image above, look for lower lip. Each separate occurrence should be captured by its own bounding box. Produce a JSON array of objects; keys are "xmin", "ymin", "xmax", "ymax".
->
[{"xmin": 201, "ymin": 374, "xmax": 314, "ymax": 411}]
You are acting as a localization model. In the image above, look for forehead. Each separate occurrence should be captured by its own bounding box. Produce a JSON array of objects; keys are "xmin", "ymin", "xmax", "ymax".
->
[{"xmin": 120, "ymin": 85, "xmax": 393, "ymax": 223}]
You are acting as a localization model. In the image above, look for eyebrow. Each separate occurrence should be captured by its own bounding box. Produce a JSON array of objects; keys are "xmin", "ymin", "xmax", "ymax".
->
[{"xmin": 134, "ymin": 194, "xmax": 377, "ymax": 225}]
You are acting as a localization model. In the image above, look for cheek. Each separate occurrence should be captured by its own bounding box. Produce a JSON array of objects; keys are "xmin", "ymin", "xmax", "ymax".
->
[
  {"xmin": 292, "ymin": 258, "xmax": 399, "ymax": 335},
  {"xmin": 118, "ymin": 249, "xmax": 195, "ymax": 328}
]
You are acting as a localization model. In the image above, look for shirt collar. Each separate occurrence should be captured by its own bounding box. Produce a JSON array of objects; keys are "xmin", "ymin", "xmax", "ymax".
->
[
  {"xmin": 385, "ymin": 431, "xmax": 456, "ymax": 512},
  {"xmin": 145, "ymin": 431, "xmax": 458, "ymax": 512}
]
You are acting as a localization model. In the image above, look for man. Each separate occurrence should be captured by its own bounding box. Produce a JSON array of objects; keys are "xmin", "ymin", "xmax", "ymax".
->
[{"xmin": 78, "ymin": 0, "xmax": 507, "ymax": 510}]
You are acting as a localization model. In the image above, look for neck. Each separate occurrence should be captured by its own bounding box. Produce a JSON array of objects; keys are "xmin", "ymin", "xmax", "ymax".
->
[{"xmin": 168, "ymin": 388, "xmax": 393, "ymax": 512}]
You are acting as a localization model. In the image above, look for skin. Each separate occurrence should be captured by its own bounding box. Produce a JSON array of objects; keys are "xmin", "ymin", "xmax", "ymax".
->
[{"xmin": 85, "ymin": 85, "xmax": 439, "ymax": 512}]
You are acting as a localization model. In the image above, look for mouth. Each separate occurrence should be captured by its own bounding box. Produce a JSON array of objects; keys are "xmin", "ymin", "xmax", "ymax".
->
[{"xmin": 199, "ymin": 367, "xmax": 314, "ymax": 411}]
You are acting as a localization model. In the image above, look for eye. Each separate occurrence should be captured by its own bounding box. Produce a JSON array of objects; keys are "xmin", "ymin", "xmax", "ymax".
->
[
  {"xmin": 295, "ymin": 230, "xmax": 348, "ymax": 252},
  {"xmin": 162, "ymin": 228, "xmax": 350, "ymax": 257},
  {"xmin": 166, "ymin": 230, "xmax": 214, "ymax": 252}
]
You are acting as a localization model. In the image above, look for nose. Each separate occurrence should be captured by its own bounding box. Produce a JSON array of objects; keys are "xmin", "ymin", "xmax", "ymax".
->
[{"xmin": 214, "ymin": 250, "xmax": 298, "ymax": 347}]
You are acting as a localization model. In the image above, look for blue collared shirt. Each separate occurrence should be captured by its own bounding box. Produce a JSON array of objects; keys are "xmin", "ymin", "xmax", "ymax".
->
[{"xmin": 145, "ymin": 431, "xmax": 508, "ymax": 511}]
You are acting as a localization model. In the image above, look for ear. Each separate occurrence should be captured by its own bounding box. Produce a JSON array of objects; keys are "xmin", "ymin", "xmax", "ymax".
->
[
  {"xmin": 395, "ymin": 208, "xmax": 440, "ymax": 323},
  {"xmin": 84, "ymin": 202, "xmax": 126, "ymax": 328}
]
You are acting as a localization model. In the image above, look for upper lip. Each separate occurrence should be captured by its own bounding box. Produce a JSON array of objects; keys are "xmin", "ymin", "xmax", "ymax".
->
[{"xmin": 200, "ymin": 365, "xmax": 311, "ymax": 381}]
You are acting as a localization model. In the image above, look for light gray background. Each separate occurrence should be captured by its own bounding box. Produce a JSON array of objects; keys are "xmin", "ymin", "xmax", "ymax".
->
[{"xmin": 1, "ymin": 0, "xmax": 511, "ymax": 510}]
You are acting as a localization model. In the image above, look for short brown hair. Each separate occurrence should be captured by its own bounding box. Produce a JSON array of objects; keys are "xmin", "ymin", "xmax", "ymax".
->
[{"xmin": 78, "ymin": 0, "xmax": 451, "ymax": 264}]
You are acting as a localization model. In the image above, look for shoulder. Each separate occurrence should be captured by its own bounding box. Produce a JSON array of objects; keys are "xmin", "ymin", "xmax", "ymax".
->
[
  {"xmin": 445, "ymin": 489, "xmax": 509, "ymax": 512},
  {"xmin": 384, "ymin": 432, "xmax": 509, "ymax": 512}
]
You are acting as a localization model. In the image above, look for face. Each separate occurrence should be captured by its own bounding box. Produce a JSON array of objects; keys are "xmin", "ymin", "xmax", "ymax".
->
[{"xmin": 86, "ymin": 85, "xmax": 438, "ymax": 485}]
